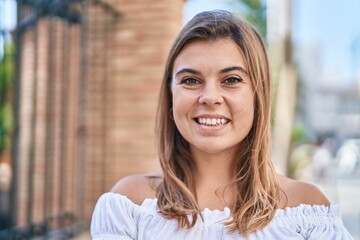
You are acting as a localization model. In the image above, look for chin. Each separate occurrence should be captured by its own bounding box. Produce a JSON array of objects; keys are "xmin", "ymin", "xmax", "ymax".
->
[{"xmin": 192, "ymin": 143, "xmax": 236, "ymax": 155}]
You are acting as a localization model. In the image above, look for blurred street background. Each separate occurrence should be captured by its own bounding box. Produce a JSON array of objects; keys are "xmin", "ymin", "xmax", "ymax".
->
[{"xmin": 0, "ymin": 0, "xmax": 359, "ymax": 239}]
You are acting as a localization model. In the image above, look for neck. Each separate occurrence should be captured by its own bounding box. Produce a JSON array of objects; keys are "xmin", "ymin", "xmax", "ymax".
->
[
  {"xmin": 190, "ymin": 146, "xmax": 236, "ymax": 210},
  {"xmin": 191, "ymin": 146, "xmax": 235, "ymax": 181}
]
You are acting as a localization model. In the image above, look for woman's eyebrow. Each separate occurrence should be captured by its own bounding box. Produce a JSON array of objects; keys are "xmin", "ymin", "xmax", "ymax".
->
[
  {"xmin": 220, "ymin": 66, "xmax": 248, "ymax": 75},
  {"xmin": 175, "ymin": 68, "xmax": 201, "ymax": 77}
]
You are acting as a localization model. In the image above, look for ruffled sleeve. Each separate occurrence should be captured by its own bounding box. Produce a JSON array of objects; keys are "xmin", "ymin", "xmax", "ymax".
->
[
  {"xmin": 273, "ymin": 204, "xmax": 354, "ymax": 240},
  {"xmin": 90, "ymin": 192, "xmax": 140, "ymax": 240}
]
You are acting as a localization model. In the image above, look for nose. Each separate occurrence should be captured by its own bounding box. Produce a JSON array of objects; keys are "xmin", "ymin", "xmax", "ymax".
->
[{"xmin": 198, "ymin": 83, "xmax": 223, "ymax": 106}]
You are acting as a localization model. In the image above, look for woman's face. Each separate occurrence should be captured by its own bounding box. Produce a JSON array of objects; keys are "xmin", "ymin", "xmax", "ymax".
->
[{"xmin": 171, "ymin": 38, "xmax": 255, "ymax": 157}]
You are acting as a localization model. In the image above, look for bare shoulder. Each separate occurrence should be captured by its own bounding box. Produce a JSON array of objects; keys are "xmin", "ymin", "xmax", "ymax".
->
[
  {"xmin": 278, "ymin": 174, "xmax": 330, "ymax": 208},
  {"xmin": 111, "ymin": 172, "xmax": 162, "ymax": 205}
]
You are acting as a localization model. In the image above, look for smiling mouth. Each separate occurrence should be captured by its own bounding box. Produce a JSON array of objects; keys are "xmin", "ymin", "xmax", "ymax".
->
[{"xmin": 194, "ymin": 117, "xmax": 230, "ymax": 126}]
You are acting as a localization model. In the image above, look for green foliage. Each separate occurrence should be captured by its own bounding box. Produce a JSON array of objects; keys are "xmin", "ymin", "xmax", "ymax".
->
[
  {"xmin": 288, "ymin": 123, "xmax": 309, "ymax": 178},
  {"xmin": 0, "ymin": 43, "xmax": 14, "ymax": 102},
  {"xmin": 288, "ymin": 143, "xmax": 312, "ymax": 179},
  {"xmin": 291, "ymin": 123, "xmax": 307, "ymax": 144},
  {"xmin": 230, "ymin": 0, "xmax": 267, "ymax": 38},
  {"xmin": 0, "ymin": 41, "xmax": 15, "ymax": 154},
  {"xmin": 0, "ymin": 103, "xmax": 13, "ymax": 153}
]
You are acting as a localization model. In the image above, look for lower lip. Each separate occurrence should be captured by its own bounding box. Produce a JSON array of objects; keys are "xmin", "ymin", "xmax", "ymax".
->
[{"xmin": 195, "ymin": 120, "xmax": 228, "ymax": 132}]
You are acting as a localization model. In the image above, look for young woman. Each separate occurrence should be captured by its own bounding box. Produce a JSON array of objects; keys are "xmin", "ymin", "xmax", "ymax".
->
[{"xmin": 91, "ymin": 10, "xmax": 353, "ymax": 239}]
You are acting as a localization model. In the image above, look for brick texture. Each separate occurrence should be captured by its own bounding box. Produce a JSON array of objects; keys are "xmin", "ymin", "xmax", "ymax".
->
[{"xmin": 15, "ymin": 0, "xmax": 184, "ymax": 227}]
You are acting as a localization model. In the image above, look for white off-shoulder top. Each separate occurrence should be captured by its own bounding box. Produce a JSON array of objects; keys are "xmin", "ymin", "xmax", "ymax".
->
[{"xmin": 91, "ymin": 192, "xmax": 354, "ymax": 240}]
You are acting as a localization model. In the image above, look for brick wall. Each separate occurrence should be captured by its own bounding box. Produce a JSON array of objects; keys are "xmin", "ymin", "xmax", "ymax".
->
[
  {"xmin": 15, "ymin": 0, "xmax": 184, "ymax": 226},
  {"xmin": 17, "ymin": 18, "xmax": 82, "ymax": 226}
]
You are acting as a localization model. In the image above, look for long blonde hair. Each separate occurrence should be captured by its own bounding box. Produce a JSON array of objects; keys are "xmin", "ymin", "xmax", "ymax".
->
[{"xmin": 155, "ymin": 10, "xmax": 279, "ymax": 234}]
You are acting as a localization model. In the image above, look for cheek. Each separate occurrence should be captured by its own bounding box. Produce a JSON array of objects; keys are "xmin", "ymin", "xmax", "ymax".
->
[
  {"xmin": 172, "ymin": 92, "xmax": 188, "ymax": 125},
  {"xmin": 238, "ymin": 107, "xmax": 254, "ymax": 126},
  {"xmin": 232, "ymin": 96, "xmax": 255, "ymax": 127},
  {"xmin": 172, "ymin": 91, "xmax": 197, "ymax": 137},
  {"xmin": 172, "ymin": 104, "xmax": 190, "ymax": 141},
  {"xmin": 246, "ymin": 102, "xmax": 255, "ymax": 125},
  {"xmin": 172, "ymin": 90, "xmax": 196, "ymax": 113},
  {"xmin": 244, "ymin": 101, "xmax": 255, "ymax": 132}
]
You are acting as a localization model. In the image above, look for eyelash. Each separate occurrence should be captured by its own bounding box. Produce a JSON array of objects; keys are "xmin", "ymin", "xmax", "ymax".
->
[
  {"xmin": 178, "ymin": 76, "xmax": 243, "ymax": 86},
  {"xmin": 179, "ymin": 77, "xmax": 200, "ymax": 85},
  {"xmin": 222, "ymin": 77, "xmax": 243, "ymax": 85}
]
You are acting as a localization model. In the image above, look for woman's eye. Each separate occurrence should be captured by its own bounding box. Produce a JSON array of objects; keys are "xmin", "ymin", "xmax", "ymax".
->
[
  {"xmin": 223, "ymin": 77, "xmax": 242, "ymax": 85},
  {"xmin": 179, "ymin": 78, "xmax": 200, "ymax": 86}
]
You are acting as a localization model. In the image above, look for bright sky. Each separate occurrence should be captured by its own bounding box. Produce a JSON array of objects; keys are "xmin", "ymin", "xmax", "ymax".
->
[
  {"xmin": 1, "ymin": 0, "xmax": 360, "ymax": 83},
  {"xmin": 0, "ymin": 0, "xmax": 17, "ymax": 30},
  {"xmin": 293, "ymin": 0, "xmax": 360, "ymax": 83},
  {"xmin": 184, "ymin": 0, "xmax": 233, "ymax": 24},
  {"xmin": 184, "ymin": 0, "xmax": 360, "ymax": 84},
  {"xmin": 0, "ymin": 0, "xmax": 16, "ymax": 58}
]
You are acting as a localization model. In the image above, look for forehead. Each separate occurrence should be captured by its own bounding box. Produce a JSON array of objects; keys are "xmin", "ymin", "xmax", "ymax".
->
[{"xmin": 173, "ymin": 38, "xmax": 247, "ymax": 72}]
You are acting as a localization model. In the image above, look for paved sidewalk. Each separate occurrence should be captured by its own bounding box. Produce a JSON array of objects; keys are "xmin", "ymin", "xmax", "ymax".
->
[{"xmin": 72, "ymin": 230, "xmax": 91, "ymax": 239}]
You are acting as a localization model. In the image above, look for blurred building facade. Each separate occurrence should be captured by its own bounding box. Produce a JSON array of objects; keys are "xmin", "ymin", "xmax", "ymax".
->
[
  {"xmin": 11, "ymin": 0, "xmax": 183, "ymax": 233},
  {"xmin": 295, "ymin": 43, "xmax": 360, "ymax": 139},
  {"xmin": 267, "ymin": 0, "xmax": 297, "ymax": 175}
]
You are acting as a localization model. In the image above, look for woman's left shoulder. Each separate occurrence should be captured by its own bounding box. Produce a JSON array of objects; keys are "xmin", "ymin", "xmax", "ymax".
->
[{"xmin": 278, "ymin": 174, "xmax": 330, "ymax": 208}]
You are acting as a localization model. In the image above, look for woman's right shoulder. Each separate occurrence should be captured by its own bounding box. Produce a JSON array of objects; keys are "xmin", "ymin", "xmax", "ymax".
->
[
  {"xmin": 92, "ymin": 173, "xmax": 162, "ymax": 238},
  {"xmin": 110, "ymin": 172, "xmax": 162, "ymax": 205}
]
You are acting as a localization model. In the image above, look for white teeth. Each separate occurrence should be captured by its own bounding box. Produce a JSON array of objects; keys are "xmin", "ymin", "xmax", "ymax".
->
[{"xmin": 197, "ymin": 118, "xmax": 229, "ymax": 126}]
